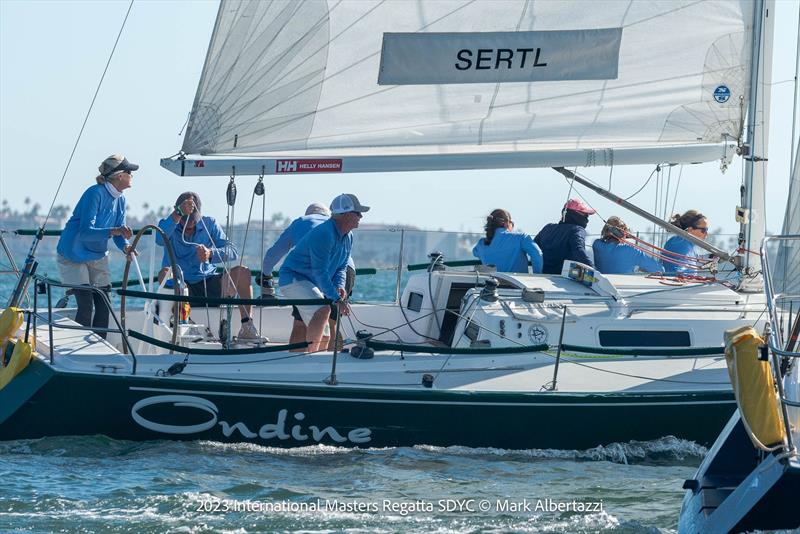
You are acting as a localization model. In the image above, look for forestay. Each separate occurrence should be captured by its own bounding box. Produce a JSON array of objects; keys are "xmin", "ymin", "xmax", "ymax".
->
[{"xmin": 176, "ymin": 0, "xmax": 754, "ymax": 171}]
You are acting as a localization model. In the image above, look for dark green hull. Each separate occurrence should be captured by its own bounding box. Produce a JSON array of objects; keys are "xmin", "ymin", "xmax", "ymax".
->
[{"xmin": 0, "ymin": 359, "xmax": 736, "ymax": 449}]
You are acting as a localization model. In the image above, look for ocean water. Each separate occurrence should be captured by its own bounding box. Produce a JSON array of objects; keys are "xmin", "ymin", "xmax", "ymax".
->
[
  {"xmin": 0, "ymin": 436, "xmax": 704, "ymax": 533},
  {"xmin": 0, "ymin": 232, "xmax": 705, "ymax": 533}
]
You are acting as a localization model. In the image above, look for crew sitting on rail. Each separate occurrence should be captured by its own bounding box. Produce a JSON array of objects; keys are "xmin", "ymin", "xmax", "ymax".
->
[
  {"xmin": 279, "ymin": 193, "xmax": 367, "ymax": 352},
  {"xmin": 592, "ymin": 216, "xmax": 664, "ymax": 274},
  {"xmin": 662, "ymin": 210, "xmax": 708, "ymax": 274},
  {"xmin": 472, "ymin": 209, "xmax": 543, "ymax": 273},
  {"xmin": 534, "ymin": 199, "xmax": 595, "ymax": 274},
  {"xmin": 262, "ymin": 202, "xmax": 355, "ymax": 351},
  {"xmin": 155, "ymin": 192, "xmax": 262, "ymax": 342},
  {"xmin": 56, "ymin": 154, "xmax": 137, "ymax": 339}
]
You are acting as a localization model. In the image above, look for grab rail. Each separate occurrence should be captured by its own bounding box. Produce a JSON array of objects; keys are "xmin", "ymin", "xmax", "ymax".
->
[
  {"xmin": 759, "ymin": 234, "xmax": 800, "ymax": 454},
  {"xmin": 32, "ymin": 274, "xmax": 138, "ymax": 374}
]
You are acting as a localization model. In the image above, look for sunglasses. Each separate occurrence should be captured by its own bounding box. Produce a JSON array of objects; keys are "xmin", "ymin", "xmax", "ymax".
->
[
  {"xmin": 350, "ymin": 211, "xmax": 363, "ymax": 219},
  {"xmin": 692, "ymin": 226, "xmax": 709, "ymax": 234}
]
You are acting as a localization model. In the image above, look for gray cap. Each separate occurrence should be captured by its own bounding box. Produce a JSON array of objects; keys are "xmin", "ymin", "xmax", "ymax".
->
[
  {"xmin": 305, "ymin": 202, "xmax": 331, "ymax": 217},
  {"xmin": 330, "ymin": 193, "xmax": 370, "ymax": 215},
  {"xmin": 99, "ymin": 154, "xmax": 139, "ymax": 178},
  {"xmin": 175, "ymin": 191, "xmax": 202, "ymax": 223}
]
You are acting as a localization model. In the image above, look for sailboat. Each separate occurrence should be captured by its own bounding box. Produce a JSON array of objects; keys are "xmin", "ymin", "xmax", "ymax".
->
[{"xmin": 0, "ymin": 0, "xmax": 781, "ymax": 449}]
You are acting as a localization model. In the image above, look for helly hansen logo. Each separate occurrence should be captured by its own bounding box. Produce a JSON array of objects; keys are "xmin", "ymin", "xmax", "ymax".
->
[{"xmin": 276, "ymin": 159, "xmax": 343, "ymax": 173}]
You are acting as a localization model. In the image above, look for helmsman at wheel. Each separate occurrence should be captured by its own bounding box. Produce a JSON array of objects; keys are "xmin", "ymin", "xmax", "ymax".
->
[{"xmin": 155, "ymin": 192, "xmax": 263, "ymax": 342}]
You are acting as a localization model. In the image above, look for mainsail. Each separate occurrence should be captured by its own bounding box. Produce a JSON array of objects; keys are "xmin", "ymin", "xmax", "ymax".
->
[{"xmin": 179, "ymin": 0, "xmax": 754, "ymax": 163}]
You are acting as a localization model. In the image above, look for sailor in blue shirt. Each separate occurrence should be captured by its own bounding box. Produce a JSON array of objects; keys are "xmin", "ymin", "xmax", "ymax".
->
[
  {"xmin": 56, "ymin": 154, "xmax": 137, "ymax": 338},
  {"xmin": 280, "ymin": 193, "xmax": 368, "ymax": 352},
  {"xmin": 262, "ymin": 203, "xmax": 331, "ymax": 276},
  {"xmin": 592, "ymin": 216, "xmax": 663, "ymax": 274},
  {"xmin": 156, "ymin": 192, "xmax": 262, "ymax": 341},
  {"xmin": 662, "ymin": 210, "xmax": 709, "ymax": 274},
  {"xmin": 472, "ymin": 209, "xmax": 543, "ymax": 273},
  {"xmin": 535, "ymin": 198, "xmax": 595, "ymax": 274},
  {"xmin": 262, "ymin": 202, "xmax": 355, "ymax": 350}
]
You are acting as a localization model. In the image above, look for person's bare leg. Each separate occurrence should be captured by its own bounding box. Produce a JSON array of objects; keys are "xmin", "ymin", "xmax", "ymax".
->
[
  {"xmin": 290, "ymin": 320, "xmax": 307, "ymax": 352},
  {"xmin": 224, "ymin": 265, "xmax": 253, "ymax": 319},
  {"xmin": 306, "ymin": 306, "xmax": 331, "ymax": 352}
]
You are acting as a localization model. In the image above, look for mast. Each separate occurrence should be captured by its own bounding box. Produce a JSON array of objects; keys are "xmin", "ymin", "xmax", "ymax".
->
[{"xmin": 740, "ymin": 0, "xmax": 774, "ymax": 284}]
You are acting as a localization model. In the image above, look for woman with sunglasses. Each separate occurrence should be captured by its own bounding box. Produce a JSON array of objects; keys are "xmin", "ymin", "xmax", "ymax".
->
[
  {"xmin": 662, "ymin": 210, "xmax": 709, "ymax": 274},
  {"xmin": 473, "ymin": 209, "xmax": 543, "ymax": 273},
  {"xmin": 56, "ymin": 154, "xmax": 137, "ymax": 338}
]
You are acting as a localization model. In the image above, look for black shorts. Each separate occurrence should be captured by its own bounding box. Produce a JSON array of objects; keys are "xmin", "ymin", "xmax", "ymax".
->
[
  {"xmin": 330, "ymin": 266, "xmax": 356, "ymax": 321},
  {"xmin": 187, "ymin": 273, "xmax": 223, "ymax": 305}
]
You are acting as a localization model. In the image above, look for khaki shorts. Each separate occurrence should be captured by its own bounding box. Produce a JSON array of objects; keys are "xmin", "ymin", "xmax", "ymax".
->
[
  {"xmin": 280, "ymin": 280, "xmax": 330, "ymax": 334},
  {"xmin": 57, "ymin": 254, "xmax": 112, "ymax": 288}
]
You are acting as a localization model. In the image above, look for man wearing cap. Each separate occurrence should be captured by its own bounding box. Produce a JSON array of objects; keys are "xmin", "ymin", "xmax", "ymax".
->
[
  {"xmin": 279, "ymin": 193, "xmax": 368, "ymax": 352},
  {"xmin": 534, "ymin": 198, "xmax": 595, "ymax": 274},
  {"xmin": 261, "ymin": 202, "xmax": 355, "ymax": 351},
  {"xmin": 56, "ymin": 154, "xmax": 137, "ymax": 338},
  {"xmin": 156, "ymin": 192, "xmax": 262, "ymax": 342}
]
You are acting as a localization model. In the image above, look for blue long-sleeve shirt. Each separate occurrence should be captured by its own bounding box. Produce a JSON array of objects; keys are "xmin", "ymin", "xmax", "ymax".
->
[
  {"xmin": 472, "ymin": 228, "xmax": 543, "ymax": 273},
  {"xmin": 534, "ymin": 222, "xmax": 593, "ymax": 274},
  {"xmin": 156, "ymin": 215, "xmax": 238, "ymax": 283},
  {"xmin": 279, "ymin": 218, "xmax": 352, "ymax": 302},
  {"xmin": 56, "ymin": 184, "xmax": 128, "ymax": 263},
  {"xmin": 592, "ymin": 240, "xmax": 664, "ymax": 274},
  {"xmin": 662, "ymin": 235, "xmax": 699, "ymax": 274},
  {"xmin": 262, "ymin": 213, "xmax": 328, "ymax": 274}
]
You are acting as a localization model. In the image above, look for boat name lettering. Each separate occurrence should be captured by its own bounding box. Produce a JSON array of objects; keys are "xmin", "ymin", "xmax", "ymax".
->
[
  {"xmin": 455, "ymin": 48, "xmax": 547, "ymax": 71},
  {"xmin": 130, "ymin": 395, "xmax": 372, "ymax": 444},
  {"xmin": 276, "ymin": 159, "xmax": 343, "ymax": 173},
  {"xmin": 379, "ymin": 28, "xmax": 622, "ymax": 85}
]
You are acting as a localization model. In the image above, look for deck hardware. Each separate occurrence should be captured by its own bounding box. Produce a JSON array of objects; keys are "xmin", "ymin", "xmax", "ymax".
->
[{"xmin": 422, "ymin": 374, "xmax": 434, "ymax": 388}]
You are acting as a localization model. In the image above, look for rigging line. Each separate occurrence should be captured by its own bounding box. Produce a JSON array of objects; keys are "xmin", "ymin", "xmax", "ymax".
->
[
  {"xmin": 792, "ymin": 2, "xmax": 800, "ymax": 175},
  {"xmin": 669, "ymin": 165, "xmax": 683, "ymax": 217},
  {"xmin": 654, "ymin": 166, "xmax": 660, "ymax": 246},
  {"xmin": 238, "ymin": 179, "xmax": 258, "ymax": 268},
  {"xmin": 623, "ymin": 166, "xmax": 659, "ymax": 201},
  {"xmin": 41, "ymin": 0, "xmax": 134, "ymax": 230},
  {"xmin": 259, "ymin": 176, "xmax": 266, "ymax": 334}
]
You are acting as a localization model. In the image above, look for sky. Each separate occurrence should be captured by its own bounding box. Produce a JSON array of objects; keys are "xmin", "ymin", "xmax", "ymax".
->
[{"xmin": 1, "ymin": 0, "xmax": 799, "ymax": 241}]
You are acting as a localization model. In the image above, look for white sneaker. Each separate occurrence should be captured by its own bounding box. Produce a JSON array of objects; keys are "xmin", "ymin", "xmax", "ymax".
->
[{"xmin": 237, "ymin": 320, "xmax": 268, "ymax": 343}]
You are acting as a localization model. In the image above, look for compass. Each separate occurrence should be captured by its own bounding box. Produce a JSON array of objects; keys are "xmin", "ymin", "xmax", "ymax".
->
[{"xmin": 527, "ymin": 324, "xmax": 548, "ymax": 344}]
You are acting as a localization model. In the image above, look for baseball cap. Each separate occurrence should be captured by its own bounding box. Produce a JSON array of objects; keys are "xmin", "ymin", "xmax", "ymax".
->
[
  {"xmin": 305, "ymin": 202, "xmax": 331, "ymax": 217},
  {"xmin": 99, "ymin": 154, "xmax": 139, "ymax": 178},
  {"xmin": 563, "ymin": 198, "xmax": 596, "ymax": 215},
  {"xmin": 330, "ymin": 193, "xmax": 370, "ymax": 215}
]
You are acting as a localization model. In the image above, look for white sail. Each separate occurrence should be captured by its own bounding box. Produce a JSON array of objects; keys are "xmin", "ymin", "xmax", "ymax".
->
[
  {"xmin": 774, "ymin": 142, "xmax": 800, "ymax": 295},
  {"xmin": 181, "ymin": 0, "xmax": 754, "ymax": 162}
]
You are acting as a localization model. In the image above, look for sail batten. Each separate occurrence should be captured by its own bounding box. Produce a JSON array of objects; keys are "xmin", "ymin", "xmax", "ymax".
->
[{"xmin": 180, "ymin": 0, "xmax": 754, "ymax": 163}]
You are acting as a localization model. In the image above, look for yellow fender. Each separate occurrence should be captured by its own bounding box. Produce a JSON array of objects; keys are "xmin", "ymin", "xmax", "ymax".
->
[
  {"xmin": 0, "ymin": 307, "xmax": 23, "ymax": 340},
  {"xmin": 0, "ymin": 339, "xmax": 32, "ymax": 390},
  {"xmin": 724, "ymin": 326, "xmax": 786, "ymax": 450}
]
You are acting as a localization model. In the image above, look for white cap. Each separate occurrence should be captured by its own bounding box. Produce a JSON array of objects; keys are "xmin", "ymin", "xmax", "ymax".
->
[
  {"xmin": 305, "ymin": 202, "xmax": 331, "ymax": 216},
  {"xmin": 330, "ymin": 193, "xmax": 370, "ymax": 215}
]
